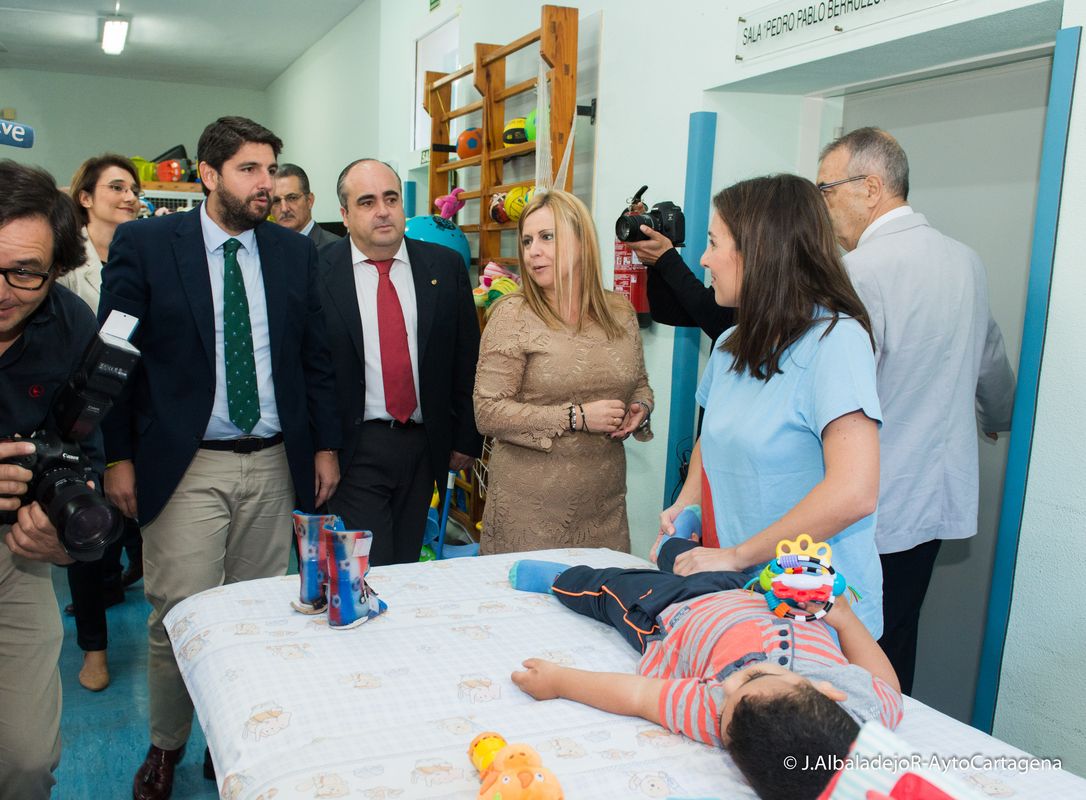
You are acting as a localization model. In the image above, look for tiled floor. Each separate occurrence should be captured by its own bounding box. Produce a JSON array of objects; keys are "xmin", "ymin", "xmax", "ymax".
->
[{"xmin": 52, "ymin": 562, "xmax": 216, "ymax": 800}]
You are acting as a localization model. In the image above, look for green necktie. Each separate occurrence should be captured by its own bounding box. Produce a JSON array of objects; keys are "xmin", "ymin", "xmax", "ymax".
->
[{"xmin": 223, "ymin": 238, "xmax": 260, "ymax": 434}]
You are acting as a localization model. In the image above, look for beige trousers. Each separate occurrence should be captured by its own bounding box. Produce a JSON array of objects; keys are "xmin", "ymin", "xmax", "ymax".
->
[
  {"xmin": 0, "ymin": 537, "xmax": 62, "ymax": 800},
  {"xmin": 143, "ymin": 444, "xmax": 293, "ymax": 750}
]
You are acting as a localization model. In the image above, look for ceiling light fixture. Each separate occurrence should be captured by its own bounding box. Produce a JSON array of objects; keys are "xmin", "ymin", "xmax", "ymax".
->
[{"xmin": 101, "ymin": 3, "xmax": 129, "ymax": 55}]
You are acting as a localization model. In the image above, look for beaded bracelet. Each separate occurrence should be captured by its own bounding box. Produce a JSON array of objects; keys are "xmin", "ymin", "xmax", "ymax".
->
[{"xmin": 568, "ymin": 404, "xmax": 577, "ymax": 433}]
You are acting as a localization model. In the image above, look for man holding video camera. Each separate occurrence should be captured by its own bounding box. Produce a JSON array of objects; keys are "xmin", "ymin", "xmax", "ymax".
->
[{"xmin": 0, "ymin": 160, "xmax": 99, "ymax": 799}]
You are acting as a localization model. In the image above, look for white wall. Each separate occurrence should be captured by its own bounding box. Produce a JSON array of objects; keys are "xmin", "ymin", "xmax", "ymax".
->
[
  {"xmin": 265, "ymin": 1, "xmax": 382, "ymax": 223},
  {"xmin": 0, "ymin": 68, "xmax": 266, "ymax": 187},
  {"xmin": 994, "ymin": 0, "xmax": 1086, "ymax": 776}
]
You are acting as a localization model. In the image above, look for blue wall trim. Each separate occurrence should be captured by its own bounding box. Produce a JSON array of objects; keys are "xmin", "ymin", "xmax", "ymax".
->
[
  {"xmin": 663, "ymin": 112, "xmax": 717, "ymax": 506},
  {"xmin": 971, "ymin": 26, "xmax": 1081, "ymax": 733}
]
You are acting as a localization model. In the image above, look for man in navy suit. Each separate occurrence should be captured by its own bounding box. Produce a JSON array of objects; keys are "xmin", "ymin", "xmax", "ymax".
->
[
  {"xmin": 319, "ymin": 159, "xmax": 481, "ymax": 566},
  {"xmin": 98, "ymin": 117, "xmax": 341, "ymax": 800},
  {"xmin": 271, "ymin": 163, "xmax": 341, "ymax": 248}
]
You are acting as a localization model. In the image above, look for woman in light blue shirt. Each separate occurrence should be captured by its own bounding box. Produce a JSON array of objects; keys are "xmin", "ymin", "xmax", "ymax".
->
[{"xmin": 656, "ymin": 174, "xmax": 885, "ymax": 637}]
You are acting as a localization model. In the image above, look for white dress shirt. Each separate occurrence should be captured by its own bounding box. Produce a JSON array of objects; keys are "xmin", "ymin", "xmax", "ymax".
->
[
  {"xmin": 349, "ymin": 237, "xmax": 423, "ymax": 423},
  {"xmin": 857, "ymin": 204, "xmax": 913, "ymax": 248},
  {"xmin": 300, "ymin": 219, "xmax": 316, "ymax": 237},
  {"xmin": 200, "ymin": 204, "xmax": 281, "ymax": 439}
]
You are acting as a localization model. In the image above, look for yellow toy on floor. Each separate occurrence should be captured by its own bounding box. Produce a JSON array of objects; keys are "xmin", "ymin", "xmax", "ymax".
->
[{"xmin": 468, "ymin": 732, "xmax": 564, "ymax": 799}]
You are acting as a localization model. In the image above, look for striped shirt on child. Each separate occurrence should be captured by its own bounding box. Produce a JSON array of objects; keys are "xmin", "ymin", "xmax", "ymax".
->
[{"xmin": 640, "ymin": 591, "xmax": 903, "ymax": 747}]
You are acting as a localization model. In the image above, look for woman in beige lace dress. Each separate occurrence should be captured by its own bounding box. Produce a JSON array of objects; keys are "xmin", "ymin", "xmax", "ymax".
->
[{"xmin": 474, "ymin": 190, "xmax": 653, "ymax": 554}]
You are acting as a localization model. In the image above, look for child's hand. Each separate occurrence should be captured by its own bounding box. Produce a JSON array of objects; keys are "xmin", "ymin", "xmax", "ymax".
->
[
  {"xmin": 819, "ymin": 596, "xmax": 858, "ymax": 630},
  {"xmin": 511, "ymin": 658, "xmax": 563, "ymax": 701}
]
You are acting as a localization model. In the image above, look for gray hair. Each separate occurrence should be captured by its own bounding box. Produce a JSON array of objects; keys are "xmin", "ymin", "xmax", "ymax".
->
[
  {"xmin": 336, "ymin": 158, "xmax": 401, "ymax": 208},
  {"xmin": 820, "ymin": 127, "xmax": 909, "ymax": 201},
  {"xmin": 276, "ymin": 163, "xmax": 311, "ymax": 195}
]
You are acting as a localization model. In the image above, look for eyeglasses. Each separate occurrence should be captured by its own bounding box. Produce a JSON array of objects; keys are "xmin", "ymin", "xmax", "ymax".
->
[
  {"xmin": 0, "ymin": 266, "xmax": 51, "ymax": 290},
  {"xmin": 816, "ymin": 175, "xmax": 868, "ymax": 193},
  {"xmin": 271, "ymin": 193, "xmax": 305, "ymax": 206},
  {"xmin": 98, "ymin": 181, "xmax": 140, "ymax": 197}
]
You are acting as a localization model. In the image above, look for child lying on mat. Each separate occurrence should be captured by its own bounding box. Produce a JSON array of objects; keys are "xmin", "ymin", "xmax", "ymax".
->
[{"xmin": 509, "ymin": 560, "xmax": 903, "ymax": 800}]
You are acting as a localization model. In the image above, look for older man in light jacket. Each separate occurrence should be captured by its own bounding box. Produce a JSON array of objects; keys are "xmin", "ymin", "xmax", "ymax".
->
[{"xmin": 816, "ymin": 127, "xmax": 1015, "ymax": 695}]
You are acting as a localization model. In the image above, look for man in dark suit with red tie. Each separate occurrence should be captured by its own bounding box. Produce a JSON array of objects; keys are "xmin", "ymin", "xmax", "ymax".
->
[{"xmin": 318, "ymin": 159, "xmax": 481, "ymax": 566}]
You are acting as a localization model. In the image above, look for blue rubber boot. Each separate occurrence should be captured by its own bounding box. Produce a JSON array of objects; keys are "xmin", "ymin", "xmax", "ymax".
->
[{"xmin": 509, "ymin": 560, "xmax": 569, "ymax": 593}]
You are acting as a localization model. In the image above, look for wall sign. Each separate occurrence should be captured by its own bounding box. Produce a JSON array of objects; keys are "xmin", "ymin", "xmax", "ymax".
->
[{"xmin": 735, "ymin": 0, "xmax": 958, "ymax": 60}]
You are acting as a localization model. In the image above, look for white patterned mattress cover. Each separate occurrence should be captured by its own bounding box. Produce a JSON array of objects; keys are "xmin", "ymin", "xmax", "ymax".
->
[{"xmin": 165, "ymin": 548, "xmax": 1084, "ymax": 799}]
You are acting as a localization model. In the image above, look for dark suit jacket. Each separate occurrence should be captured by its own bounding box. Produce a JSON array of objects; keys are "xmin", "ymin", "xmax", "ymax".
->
[
  {"xmin": 648, "ymin": 247, "xmax": 735, "ymax": 341},
  {"xmin": 317, "ymin": 236, "xmax": 482, "ymax": 494},
  {"xmin": 308, "ymin": 222, "xmax": 342, "ymax": 249},
  {"xmin": 99, "ymin": 209, "xmax": 341, "ymax": 524}
]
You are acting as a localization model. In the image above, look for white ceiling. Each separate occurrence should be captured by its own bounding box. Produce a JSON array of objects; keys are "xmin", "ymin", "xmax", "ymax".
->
[{"xmin": 0, "ymin": 0, "xmax": 366, "ymax": 90}]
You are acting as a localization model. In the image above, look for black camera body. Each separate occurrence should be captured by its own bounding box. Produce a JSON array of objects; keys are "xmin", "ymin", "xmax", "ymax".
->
[
  {"xmin": 0, "ymin": 331, "xmax": 139, "ymax": 561},
  {"xmin": 615, "ymin": 186, "xmax": 686, "ymax": 247},
  {"xmin": 0, "ymin": 431, "xmax": 117, "ymax": 561}
]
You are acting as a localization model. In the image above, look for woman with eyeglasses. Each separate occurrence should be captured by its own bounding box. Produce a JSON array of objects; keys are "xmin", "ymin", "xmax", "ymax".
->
[
  {"xmin": 60, "ymin": 154, "xmax": 142, "ymax": 309},
  {"xmin": 653, "ymin": 174, "xmax": 885, "ymax": 638},
  {"xmin": 58, "ymin": 154, "xmax": 143, "ymax": 692}
]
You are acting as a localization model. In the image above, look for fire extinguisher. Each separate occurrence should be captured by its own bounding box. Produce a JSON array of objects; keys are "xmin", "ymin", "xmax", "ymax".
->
[{"xmin": 613, "ymin": 185, "xmax": 652, "ymax": 328}]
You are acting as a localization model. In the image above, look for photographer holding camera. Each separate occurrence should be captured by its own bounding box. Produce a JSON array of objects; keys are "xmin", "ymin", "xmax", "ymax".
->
[
  {"xmin": 0, "ymin": 160, "xmax": 101, "ymax": 799},
  {"xmin": 620, "ymin": 188, "xmax": 735, "ymax": 342}
]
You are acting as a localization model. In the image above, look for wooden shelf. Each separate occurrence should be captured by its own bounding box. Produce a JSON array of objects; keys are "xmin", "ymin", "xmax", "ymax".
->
[
  {"xmin": 424, "ymin": 4, "xmax": 579, "ymax": 536},
  {"xmin": 448, "ymin": 99, "xmax": 485, "ymax": 121},
  {"xmin": 490, "ymin": 179, "xmax": 536, "ymax": 195},
  {"xmin": 435, "ymin": 155, "xmax": 482, "ymax": 173},
  {"xmin": 142, "ymin": 181, "xmax": 201, "ymax": 192},
  {"xmin": 488, "ymin": 141, "xmax": 536, "ymax": 160},
  {"xmin": 482, "ymin": 220, "xmax": 519, "ymax": 231}
]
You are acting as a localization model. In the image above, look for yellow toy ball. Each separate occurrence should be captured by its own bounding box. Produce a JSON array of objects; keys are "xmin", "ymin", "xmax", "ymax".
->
[
  {"xmin": 504, "ymin": 186, "xmax": 535, "ymax": 222},
  {"xmin": 502, "ymin": 117, "xmax": 528, "ymax": 148}
]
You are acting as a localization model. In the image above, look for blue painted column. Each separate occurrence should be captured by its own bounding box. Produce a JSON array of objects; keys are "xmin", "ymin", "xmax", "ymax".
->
[
  {"xmin": 404, "ymin": 180, "xmax": 417, "ymax": 218},
  {"xmin": 971, "ymin": 26, "xmax": 1081, "ymax": 732},
  {"xmin": 663, "ymin": 112, "xmax": 717, "ymax": 507}
]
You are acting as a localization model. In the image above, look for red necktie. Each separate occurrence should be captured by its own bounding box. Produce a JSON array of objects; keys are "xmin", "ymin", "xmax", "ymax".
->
[{"xmin": 368, "ymin": 259, "xmax": 417, "ymax": 423}]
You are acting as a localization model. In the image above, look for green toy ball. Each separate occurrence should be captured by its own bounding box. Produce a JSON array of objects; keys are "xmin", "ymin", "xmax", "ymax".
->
[{"xmin": 525, "ymin": 110, "xmax": 537, "ymax": 142}]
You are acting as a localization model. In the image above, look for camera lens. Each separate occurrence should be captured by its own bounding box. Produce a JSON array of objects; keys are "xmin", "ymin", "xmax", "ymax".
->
[
  {"xmin": 62, "ymin": 499, "xmax": 121, "ymax": 558},
  {"xmin": 615, "ymin": 213, "xmax": 655, "ymax": 243},
  {"xmin": 37, "ymin": 470, "xmax": 123, "ymax": 561}
]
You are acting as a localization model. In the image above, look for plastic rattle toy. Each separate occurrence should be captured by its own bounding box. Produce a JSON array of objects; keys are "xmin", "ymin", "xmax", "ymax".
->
[
  {"xmin": 744, "ymin": 534, "xmax": 859, "ymax": 621},
  {"xmin": 468, "ymin": 732, "xmax": 564, "ymax": 800}
]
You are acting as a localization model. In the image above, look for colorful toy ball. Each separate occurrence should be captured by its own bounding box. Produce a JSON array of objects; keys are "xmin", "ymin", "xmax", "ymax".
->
[
  {"xmin": 457, "ymin": 127, "xmax": 482, "ymax": 159},
  {"xmin": 504, "ymin": 186, "xmax": 536, "ymax": 222},
  {"xmin": 525, "ymin": 110, "xmax": 538, "ymax": 142},
  {"xmin": 489, "ymin": 193, "xmax": 510, "ymax": 224},
  {"xmin": 502, "ymin": 118, "xmax": 528, "ymax": 147},
  {"xmin": 404, "ymin": 214, "xmax": 472, "ymax": 270}
]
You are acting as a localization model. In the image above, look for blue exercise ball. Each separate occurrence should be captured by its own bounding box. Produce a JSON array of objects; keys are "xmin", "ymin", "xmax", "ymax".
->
[{"xmin": 405, "ymin": 215, "xmax": 471, "ymax": 270}]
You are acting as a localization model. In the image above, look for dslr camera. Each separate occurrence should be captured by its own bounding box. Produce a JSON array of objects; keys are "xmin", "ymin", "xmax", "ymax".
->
[
  {"xmin": 615, "ymin": 185, "xmax": 686, "ymax": 247},
  {"xmin": 0, "ymin": 330, "xmax": 139, "ymax": 561}
]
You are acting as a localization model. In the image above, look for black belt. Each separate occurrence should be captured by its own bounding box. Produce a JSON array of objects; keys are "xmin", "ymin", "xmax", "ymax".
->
[
  {"xmin": 199, "ymin": 432, "xmax": 284, "ymax": 453},
  {"xmin": 365, "ymin": 418, "xmax": 423, "ymax": 430}
]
